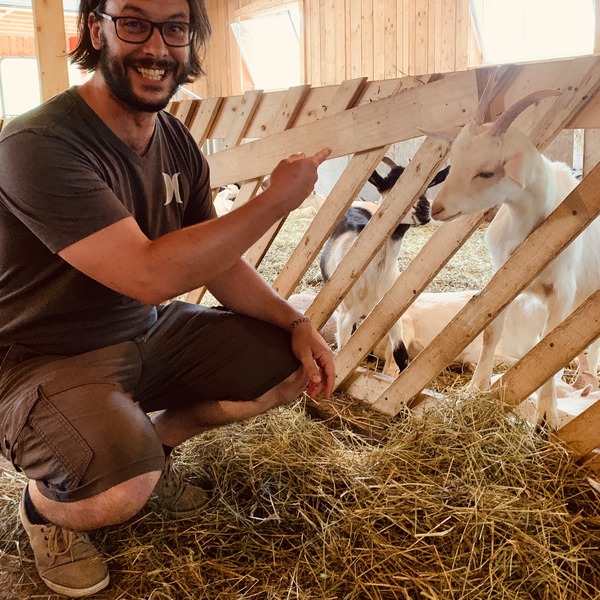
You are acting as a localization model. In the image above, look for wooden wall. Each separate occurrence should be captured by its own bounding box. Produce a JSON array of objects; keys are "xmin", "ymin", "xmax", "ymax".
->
[{"xmin": 193, "ymin": 0, "xmax": 481, "ymax": 98}]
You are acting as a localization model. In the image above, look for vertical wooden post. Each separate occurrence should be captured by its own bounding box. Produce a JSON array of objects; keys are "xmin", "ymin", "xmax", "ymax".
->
[
  {"xmin": 32, "ymin": 0, "xmax": 70, "ymax": 102},
  {"xmin": 595, "ymin": 0, "xmax": 600, "ymax": 55}
]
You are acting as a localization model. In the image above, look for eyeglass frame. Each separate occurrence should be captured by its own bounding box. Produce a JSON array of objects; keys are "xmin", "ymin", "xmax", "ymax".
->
[{"xmin": 94, "ymin": 11, "xmax": 193, "ymax": 48}]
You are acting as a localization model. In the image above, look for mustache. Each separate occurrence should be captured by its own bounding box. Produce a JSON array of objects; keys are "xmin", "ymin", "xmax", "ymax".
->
[{"xmin": 123, "ymin": 57, "xmax": 178, "ymax": 71}]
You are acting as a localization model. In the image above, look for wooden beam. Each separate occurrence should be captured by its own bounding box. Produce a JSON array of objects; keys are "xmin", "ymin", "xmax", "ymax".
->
[
  {"xmin": 306, "ymin": 137, "xmax": 449, "ymax": 330},
  {"xmin": 372, "ymin": 159, "xmax": 600, "ymax": 416},
  {"xmin": 32, "ymin": 0, "xmax": 69, "ymax": 102},
  {"xmin": 207, "ymin": 69, "xmax": 480, "ymax": 187},
  {"xmin": 272, "ymin": 145, "xmax": 391, "ymax": 299},
  {"xmin": 491, "ymin": 288, "xmax": 600, "ymax": 407}
]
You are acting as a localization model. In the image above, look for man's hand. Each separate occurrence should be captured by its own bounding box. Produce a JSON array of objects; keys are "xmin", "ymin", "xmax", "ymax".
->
[
  {"xmin": 265, "ymin": 148, "xmax": 332, "ymax": 217},
  {"xmin": 290, "ymin": 320, "xmax": 336, "ymax": 399}
]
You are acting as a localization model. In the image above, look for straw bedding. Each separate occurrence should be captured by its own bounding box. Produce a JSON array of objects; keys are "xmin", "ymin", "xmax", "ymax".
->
[{"xmin": 1, "ymin": 212, "xmax": 599, "ymax": 599}]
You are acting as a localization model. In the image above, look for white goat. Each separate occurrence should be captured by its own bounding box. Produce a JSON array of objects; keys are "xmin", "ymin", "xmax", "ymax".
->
[
  {"xmin": 425, "ymin": 86, "xmax": 600, "ymax": 429},
  {"xmin": 393, "ymin": 290, "xmax": 546, "ymax": 369},
  {"xmin": 320, "ymin": 158, "xmax": 446, "ymax": 377}
]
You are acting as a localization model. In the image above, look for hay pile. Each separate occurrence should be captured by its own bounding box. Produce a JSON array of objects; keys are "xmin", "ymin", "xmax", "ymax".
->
[{"xmin": 2, "ymin": 396, "xmax": 599, "ymax": 599}]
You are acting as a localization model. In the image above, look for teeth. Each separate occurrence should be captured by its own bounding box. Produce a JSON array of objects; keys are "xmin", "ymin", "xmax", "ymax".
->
[{"xmin": 137, "ymin": 68, "xmax": 165, "ymax": 81}]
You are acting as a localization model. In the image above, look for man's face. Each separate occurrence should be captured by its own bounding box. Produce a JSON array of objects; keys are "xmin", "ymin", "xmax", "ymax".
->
[{"xmin": 93, "ymin": 0, "xmax": 192, "ymax": 112}]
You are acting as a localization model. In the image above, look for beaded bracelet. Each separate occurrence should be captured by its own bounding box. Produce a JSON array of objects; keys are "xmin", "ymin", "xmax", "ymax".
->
[{"xmin": 289, "ymin": 315, "xmax": 311, "ymax": 333}]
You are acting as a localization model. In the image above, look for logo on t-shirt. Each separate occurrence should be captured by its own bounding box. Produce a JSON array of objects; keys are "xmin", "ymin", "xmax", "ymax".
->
[{"xmin": 163, "ymin": 172, "xmax": 183, "ymax": 205}]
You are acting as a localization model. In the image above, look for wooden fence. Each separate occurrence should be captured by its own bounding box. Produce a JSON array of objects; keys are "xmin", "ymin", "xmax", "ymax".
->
[{"xmin": 167, "ymin": 55, "xmax": 600, "ymax": 474}]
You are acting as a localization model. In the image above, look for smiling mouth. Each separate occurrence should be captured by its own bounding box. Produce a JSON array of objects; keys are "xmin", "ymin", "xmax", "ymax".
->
[{"xmin": 135, "ymin": 67, "xmax": 167, "ymax": 81}]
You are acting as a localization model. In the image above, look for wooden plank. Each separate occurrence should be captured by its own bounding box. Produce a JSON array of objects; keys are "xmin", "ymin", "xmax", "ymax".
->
[
  {"xmin": 415, "ymin": 0, "xmax": 428, "ymax": 76},
  {"xmin": 208, "ymin": 69, "xmax": 480, "ymax": 187},
  {"xmin": 557, "ymin": 400, "xmax": 600, "ymax": 458},
  {"xmin": 333, "ymin": 209, "xmax": 489, "ymax": 390},
  {"xmin": 440, "ymin": 0, "xmax": 455, "ymax": 73},
  {"xmin": 372, "ymin": 161, "xmax": 600, "ymax": 416},
  {"xmin": 455, "ymin": 0, "xmax": 469, "ymax": 72},
  {"xmin": 491, "ymin": 288, "xmax": 600, "ymax": 407},
  {"xmin": 188, "ymin": 97, "xmax": 224, "ymax": 146},
  {"xmin": 595, "ymin": 0, "xmax": 600, "ymax": 56},
  {"xmin": 273, "ymin": 146, "xmax": 391, "ymax": 298},
  {"xmin": 323, "ymin": 0, "xmax": 336, "ymax": 85},
  {"xmin": 245, "ymin": 79, "xmax": 367, "ymax": 268},
  {"xmin": 222, "ymin": 89, "xmax": 264, "ymax": 149},
  {"xmin": 172, "ymin": 99, "xmax": 197, "ymax": 127},
  {"xmin": 384, "ymin": 0, "xmax": 398, "ymax": 79},
  {"xmin": 350, "ymin": 0, "xmax": 362, "ymax": 80},
  {"xmin": 373, "ymin": 0, "xmax": 386, "ymax": 81},
  {"xmin": 310, "ymin": 0, "xmax": 321, "ymax": 86},
  {"xmin": 32, "ymin": 0, "xmax": 69, "ymax": 102},
  {"xmin": 362, "ymin": 0, "xmax": 374, "ymax": 81},
  {"xmin": 335, "ymin": 0, "xmax": 346, "ymax": 83},
  {"xmin": 306, "ymin": 137, "xmax": 449, "ymax": 330},
  {"xmin": 340, "ymin": 367, "xmax": 443, "ymax": 409}
]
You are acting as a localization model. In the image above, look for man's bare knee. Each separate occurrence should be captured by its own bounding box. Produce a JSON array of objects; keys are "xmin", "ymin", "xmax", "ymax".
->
[{"xmin": 30, "ymin": 470, "xmax": 161, "ymax": 531}]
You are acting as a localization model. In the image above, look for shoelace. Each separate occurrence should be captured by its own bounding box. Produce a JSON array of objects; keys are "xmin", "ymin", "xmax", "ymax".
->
[{"xmin": 43, "ymin": 524, "xmax": 91, "ymax": 559}]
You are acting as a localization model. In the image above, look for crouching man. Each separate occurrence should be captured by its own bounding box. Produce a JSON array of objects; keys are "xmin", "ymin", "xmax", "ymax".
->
[{"xmin": 0, "ymin": 0, "xmax": 334, "ymax": 595}]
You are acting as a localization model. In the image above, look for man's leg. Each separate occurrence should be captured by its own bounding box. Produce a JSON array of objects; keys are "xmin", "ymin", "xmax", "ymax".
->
[{"xmin": 151, "ymin": 365, "xmax": 309, "ymax": 447}]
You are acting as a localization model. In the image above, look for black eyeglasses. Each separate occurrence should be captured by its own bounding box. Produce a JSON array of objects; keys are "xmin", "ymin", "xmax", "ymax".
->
[{"xmin": 95, "ymin": 12, "xmax": 191, "ymax": 47}]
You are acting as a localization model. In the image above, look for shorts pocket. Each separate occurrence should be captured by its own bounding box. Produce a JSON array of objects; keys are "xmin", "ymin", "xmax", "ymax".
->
[{"xmin": 13, "ymin": 387, "xmax": 93, "ymax": 494}]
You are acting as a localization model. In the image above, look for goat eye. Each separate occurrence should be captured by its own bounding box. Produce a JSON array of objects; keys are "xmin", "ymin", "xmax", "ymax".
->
[{"xmin": 477, "ymin": 171, "xmax": 495, "ymax": 179}]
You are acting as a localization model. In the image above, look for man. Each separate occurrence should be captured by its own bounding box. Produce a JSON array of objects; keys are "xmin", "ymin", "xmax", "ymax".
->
[{"xmin": 0, "ymin": 0, "xmax": 335, "ymax": 596}]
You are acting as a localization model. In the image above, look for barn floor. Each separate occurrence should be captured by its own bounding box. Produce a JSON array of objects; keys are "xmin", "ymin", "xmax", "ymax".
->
[{"xmin": 1, "ymin": 212, "xmax": 599, "ymax": 599}]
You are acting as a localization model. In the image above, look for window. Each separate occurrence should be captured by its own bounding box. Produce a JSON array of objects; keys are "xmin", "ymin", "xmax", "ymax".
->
[
  {"xmin": 0, "ymin": 56, "xmax": 91, "ymax": 118},
  {"xmin": 471, "ymin": 0, "xmax": 595, "ymax": 64},
  {"xmin": 231, "ymin": 4, "xmax": 301, "ymax": 91}
]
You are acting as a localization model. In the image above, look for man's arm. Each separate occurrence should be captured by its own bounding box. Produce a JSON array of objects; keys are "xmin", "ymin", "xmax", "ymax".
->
[
  {"xmin": 58, "ymin": 149, "xmax": 331, "ymax": 305},
  {"xmin": 207, "ymin": 258, "xmax": 335, "ymax": 398}
]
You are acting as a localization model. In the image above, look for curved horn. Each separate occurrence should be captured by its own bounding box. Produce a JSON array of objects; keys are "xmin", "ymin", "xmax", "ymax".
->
[
  {"xmin": 489, "ymin": 90, "xmax": 561, "ymax": 138},
  {"xmin": 471, "ymin": 69, "xmax": 501, "ymax": 128}
]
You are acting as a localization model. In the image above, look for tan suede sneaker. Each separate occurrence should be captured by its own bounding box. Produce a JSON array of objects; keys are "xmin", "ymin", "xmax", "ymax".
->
[
  {"xmin": 18, "ymin": 488, "xmax": 109, "ymax": 598},
  {"xmin": 151, "ymin": 456, "xmax": 209, "ymax": 519}
]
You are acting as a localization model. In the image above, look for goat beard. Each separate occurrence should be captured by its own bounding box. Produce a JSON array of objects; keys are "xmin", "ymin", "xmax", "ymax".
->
[{"xmin": 98, "ymin": 35, "xmax": 191, "ymax": 113}]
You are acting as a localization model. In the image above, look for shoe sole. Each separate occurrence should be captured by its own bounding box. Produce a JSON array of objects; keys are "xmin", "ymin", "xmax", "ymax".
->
[{"xmin": 42, "ymin": 573, "xmax": 110, "ymax": 598}]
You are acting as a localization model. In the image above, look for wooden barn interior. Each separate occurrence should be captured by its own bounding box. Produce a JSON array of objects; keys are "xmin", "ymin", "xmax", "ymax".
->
[{"xmin": 2, "ymin": 0, "xmax": 600, "ymax": 598}]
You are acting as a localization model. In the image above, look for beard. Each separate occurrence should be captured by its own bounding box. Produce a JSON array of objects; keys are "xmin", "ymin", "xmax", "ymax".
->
[{"xmin": 98, "ymin": 37, "xmax": 191, "ymax": 113}]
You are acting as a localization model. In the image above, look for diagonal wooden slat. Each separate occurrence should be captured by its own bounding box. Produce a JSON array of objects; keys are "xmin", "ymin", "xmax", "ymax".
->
[
  {"xmin": 333, "ymin": 209, "xmax": 492, "ymax": 390},
  {"xmin": 306, "ymin": 137, "xmax": 449, "ymax": 331},
  {"xmin": 188, "ymin": 96, "xmax": 224, "ymax": 146},
  {"xmin": 491, "ymin": 288, "xmax": 600, "ymax": 408},
  {"xmin": 273, "ymin": 146, "xmax": 391, "ymax": 299},
  {"xmin": 372, "ymin": 160, "xmax": 600, "ymax": 416},
  {"xmin": 222, "ymin": 90, "xmax": 264, "ymax": 150},
  {"xmin": 245, "ymin": 79, "xmax": 369, "ymax": 269},
  {"xmin": 365, "ymin": 58, "xmax": 600, "ymax": 416}
]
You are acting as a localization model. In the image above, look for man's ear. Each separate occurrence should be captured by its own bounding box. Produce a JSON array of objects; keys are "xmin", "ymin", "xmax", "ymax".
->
[
  {"xmin": 503, "ymin": 153, "xmax": 525, "ymax": 189},
  {"xmin": 88, "ymin": 12, "xmax": 102, "ymax": 51}
]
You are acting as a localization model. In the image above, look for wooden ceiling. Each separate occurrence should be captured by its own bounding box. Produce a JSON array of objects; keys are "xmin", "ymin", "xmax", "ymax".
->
[{"xmin": 0, "ymin": 8, "xmax": 78, "ymax": 38}]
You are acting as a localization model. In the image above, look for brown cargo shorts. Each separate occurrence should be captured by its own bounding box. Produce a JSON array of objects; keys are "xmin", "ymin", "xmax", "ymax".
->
[{"xmin": 0, "ymin": 301, "xmax": 300, "ymax": 503}]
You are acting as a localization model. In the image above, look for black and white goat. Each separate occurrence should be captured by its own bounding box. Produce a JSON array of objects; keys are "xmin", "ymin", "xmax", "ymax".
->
[
  {"xmin": 319, "ymin": 159, "xmax": 448, "ymax": 378},
  {"xmin": 424, "ymin": 83, "xmax": 600, "ymax": 429}
]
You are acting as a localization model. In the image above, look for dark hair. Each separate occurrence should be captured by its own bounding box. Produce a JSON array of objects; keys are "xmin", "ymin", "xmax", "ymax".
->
[{"xmin": 68, "ymin": 0, "xmax": 211, "ymax": 81}]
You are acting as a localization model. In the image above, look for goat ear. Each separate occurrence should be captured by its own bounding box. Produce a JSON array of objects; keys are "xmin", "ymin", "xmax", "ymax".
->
[
  {"xmin": 417, "ymin": 127, "xmax": 456, "ymax": 145},
  {"xmin": 503, "ymin": 153, "xmax": 526, "ymax": 189}
]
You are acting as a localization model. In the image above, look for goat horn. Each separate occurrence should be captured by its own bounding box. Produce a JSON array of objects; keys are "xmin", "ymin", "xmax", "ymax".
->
[
  {"xmin": 489, "ymin": 90, "xmax": 561, "ymax": 138},
  {"xmin": 470, "ymin": 65, "xmax": 517, "ymax": 129}
]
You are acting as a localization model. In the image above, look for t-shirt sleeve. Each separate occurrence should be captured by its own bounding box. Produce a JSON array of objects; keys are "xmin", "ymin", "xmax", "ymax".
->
[{"xmin": 0, "ymin": 130, "xmax": 131, "ymax": 253}]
